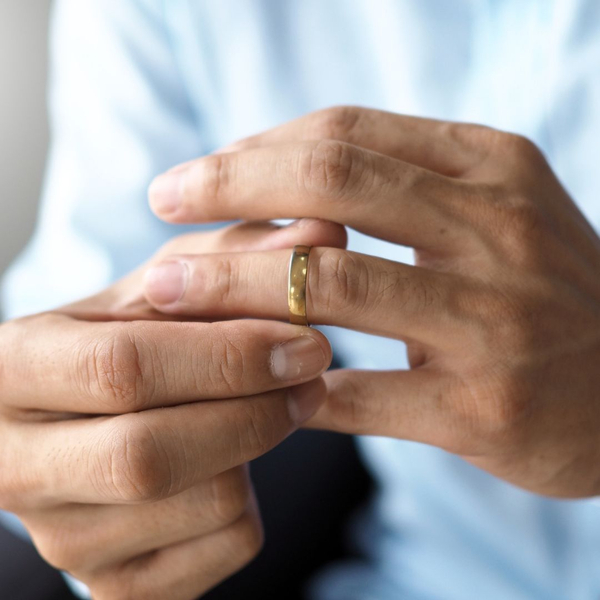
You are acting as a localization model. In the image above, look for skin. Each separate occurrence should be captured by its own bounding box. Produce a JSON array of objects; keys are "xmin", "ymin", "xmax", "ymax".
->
[
  {"xmin": 0, "ymin": 218, "xmax": 347, "ymax": 600},
  {"xmin": 147, "ymin": 106, "xmax": 600, "ymax": 500}
]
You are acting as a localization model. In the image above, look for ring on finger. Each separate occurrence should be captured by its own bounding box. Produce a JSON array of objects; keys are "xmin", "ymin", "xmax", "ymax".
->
[{"xmin": 288, "ymin": 245, "xmax": 311, "ymax": 326}]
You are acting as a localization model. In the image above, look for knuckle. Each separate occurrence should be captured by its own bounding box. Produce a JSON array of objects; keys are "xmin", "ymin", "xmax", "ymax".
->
[
  {"xmin": 469, "ymin": 183, "xmax": 549, "ymax": 270},
  {"xmin": 206, "ymin": 329, "xmax": 246, "ymax": 394},
  {"xmin": 307, "ymin": 106, "xmax": 363, "ymax": 141},
  {"xmin": 32, "ymin": 526, "xmax": 87, "ymax": 573},
  {"xmin": 478, "ymin": 383, "xmax": 531, "ymax": 446},
  {"xmin": 502, "ymin": 133, "xmax": 543, "ymax": 160},
  {"xmin": 452, "ymin": 372, "xmax": 532, "ymax": 450},
  {"xmin": 213, "ymin": 257, "xmax": 238, "ymax": 304},
  {"xmin": 190, "ymin": 154, "xmax": 228, "ymax": 204},
  {"xmin": 506, "ymin": 197, "xmax": 545, "ymax": 232},
  {"xmin": 439, "ymin": 120, "xmax": 488, "ymax": 144},
  {"xmin": 491, "ymin": 132, "xmax": 548, "ymax": 171},
  {"xmin": 234, "ymin": 401, "xmax": 283, "ymax": 459},
  {"xmin": 84, "ymin": 327, "xmax": 148, "ymax": 413},
  {"xmin": 312, "ymin": 249, "xmax": 370, "ymax": 316},
  {"xmin": 100, "ymin": 418, "xmax": 172, "ymax": 503},
  {"xmin": 508, "ymin": 201, "xmax": 545, "ymax": 238},
  {"xmin": 207, "ymin": 469, "xmax": 252, "ymax": 527},
  {"xmin": 445, "ymin": 122, "xmax": 498, "ymax": 152},
  {"xmin": 300, "ymin": 140, "xmax": 361, "ymax": 198},
  {"xmin": 438, "ymin": 122, "xmax": 504, "ymax": 176},
  {"xmin": 494, "ymin": 199, "xmax": 549, "ymax": 268}
]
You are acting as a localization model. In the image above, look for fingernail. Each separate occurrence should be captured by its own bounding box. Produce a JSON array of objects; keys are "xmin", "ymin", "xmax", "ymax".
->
[
  {"xmin": 149, "ymin": 171, "xmax": 185, "ymax": 214},
  {"xmin": 270, "ymin": 336, "xmax": 327, "ymax": 382},
  {"xmin": 144, "ymin": 261, "xmax": 188, "ymax": 305},
  {"xmin": 287, "ymin": 378, "xmax": 326, "ymax": 424},
  {"xmin": 293, "ymin": 218, "xmax": 322, "ymax": 229}
]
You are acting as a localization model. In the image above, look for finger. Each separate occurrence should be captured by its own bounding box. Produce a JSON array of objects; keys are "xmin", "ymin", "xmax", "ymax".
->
[
  {"xmin": 155, "ymin": 218, "xmax": 347, "ymax": 257},
  {"xmin": 307, "ymin": 368, "xmax": 462, "ymax": 450},
  {"xmin": 149, "ymin": 140, "xmax": 472, "ymax": 250},
  {"xmin": 144, "ymin": 248, "xmax": 464, "ymax": 346},
  {"xmin": 27, "ymin": 467, "xmax": 253, "ymax": 573},
  {"xmin": 62, "ymin": 218, "xmax": 347, "ymax": 322},
  {"xmin": 0, "ymin": 313, "xmax": 331, "ymax": 413},
  {"xmin": 9, "ymin": 378, "xmax": 325, "ymax": 505},
  {"xmin": 89, "ymin": 502, "xmax": 263, "ymax": 600},
  {"xmin": 217, "ymin": 106, "xmax": 491, "ymax": 177}
]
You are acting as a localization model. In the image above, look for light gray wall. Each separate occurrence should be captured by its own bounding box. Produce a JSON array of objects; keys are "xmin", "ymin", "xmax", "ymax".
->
[{"xmin": 0, "ymin": 1, "xmax": 51, "ymax": 285}]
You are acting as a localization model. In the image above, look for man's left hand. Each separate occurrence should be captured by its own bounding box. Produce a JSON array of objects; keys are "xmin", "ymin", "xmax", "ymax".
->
[{"xmin": 146, "ymin": 106, "xmax": 600, "ymax": 499}]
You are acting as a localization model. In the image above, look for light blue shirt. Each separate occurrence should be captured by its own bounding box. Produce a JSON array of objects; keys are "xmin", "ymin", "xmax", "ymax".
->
[{"xmin": 3, "ymin": 1, "xmax": 600, "ymax": 598}]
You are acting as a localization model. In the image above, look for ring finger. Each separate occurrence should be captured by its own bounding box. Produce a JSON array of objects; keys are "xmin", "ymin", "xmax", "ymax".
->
[{"xmin": 144, "ymin": 248, "xmax": 469, "ymax": 346}]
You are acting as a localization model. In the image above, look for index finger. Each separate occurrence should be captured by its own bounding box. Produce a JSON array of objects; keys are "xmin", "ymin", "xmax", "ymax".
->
[
  {"xmin": 144, "ymin": 248, "xmax": 461, "ymax": 347},
  {"xmin": 0, "ymin": 313, "xmax": 331, "ymax": 414}
]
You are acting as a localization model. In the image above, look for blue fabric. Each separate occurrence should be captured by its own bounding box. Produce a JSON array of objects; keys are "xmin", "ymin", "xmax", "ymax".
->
[{"xmin": 3, "ymin": 1, "xmax": 600, "ymax": 598}]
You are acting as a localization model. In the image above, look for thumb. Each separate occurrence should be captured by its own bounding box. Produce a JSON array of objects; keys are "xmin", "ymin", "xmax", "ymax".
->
[{"xmin": 193, "ymin": 218, "xmax": 347, "ymax": 253}]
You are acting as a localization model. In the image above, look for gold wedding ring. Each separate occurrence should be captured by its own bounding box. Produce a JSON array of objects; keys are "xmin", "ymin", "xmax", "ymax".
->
[{"xmin": 288, "ymin": 245, "xmax": 311, "ymax": 326}]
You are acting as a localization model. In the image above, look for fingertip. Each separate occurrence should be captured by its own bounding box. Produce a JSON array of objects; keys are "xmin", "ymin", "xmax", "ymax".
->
[
  {"xmin": 293, "ymin": 218, "xmax": 348, "ymax": 249},
  {"xmin": 287, "ymin": 376, "xmax": 327, "ymax": 425},
  {"xmin": 256, "ymin": 218, "xmax": 347, "ymax": 251},
  {"xmin": 270, "ymin": 331, "xmax": 331, "ymax": 383},
  {"xmin": 148, "ymin": 171, "xmax": 184, "ymax": 219},
  {"xmin": 144, "ymin": 260, "xmax": 188, "ymax": 307}
]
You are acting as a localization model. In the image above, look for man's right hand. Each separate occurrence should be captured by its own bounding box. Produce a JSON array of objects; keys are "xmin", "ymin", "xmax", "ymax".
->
[{"xmin": 0, "ymin": 218, "xmax": 345, "ymax": 600}]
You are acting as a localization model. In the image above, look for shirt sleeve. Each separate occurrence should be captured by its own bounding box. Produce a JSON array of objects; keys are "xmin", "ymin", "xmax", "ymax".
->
[{"xmin": 1, "ymin": 0, "xmax": 207, "ymax": 320}]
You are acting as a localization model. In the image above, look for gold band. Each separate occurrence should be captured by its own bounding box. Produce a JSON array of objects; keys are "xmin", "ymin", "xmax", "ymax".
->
[{"xmin": 288, "ymin": 245, "xmax": 311, "ymax": 326}]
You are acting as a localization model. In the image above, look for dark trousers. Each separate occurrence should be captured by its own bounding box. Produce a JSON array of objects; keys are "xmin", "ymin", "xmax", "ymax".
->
[{"xmin": 0, "ymin": 430, "xmax": 372, "ymax": 600}]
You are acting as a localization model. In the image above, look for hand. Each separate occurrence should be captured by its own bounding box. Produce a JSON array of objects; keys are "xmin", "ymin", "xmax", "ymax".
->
[
  {"xmin": 0, "ymin": 219, "xmax": 345, "ymax": 600},
  {"xmin": 147, "ymin": 106, "xmax": 600, "ymax": 499}
]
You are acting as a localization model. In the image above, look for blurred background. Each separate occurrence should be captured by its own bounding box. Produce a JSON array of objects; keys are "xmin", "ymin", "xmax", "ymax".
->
[{"xmin": 0, "ymin": 1, "xmax": 51, "ymax": 307}]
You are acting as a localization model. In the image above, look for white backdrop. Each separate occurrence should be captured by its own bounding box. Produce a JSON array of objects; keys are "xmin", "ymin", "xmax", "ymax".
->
[{"xmin": 0, "ymin": 1, "xmax": 51, "ymax": 305}]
